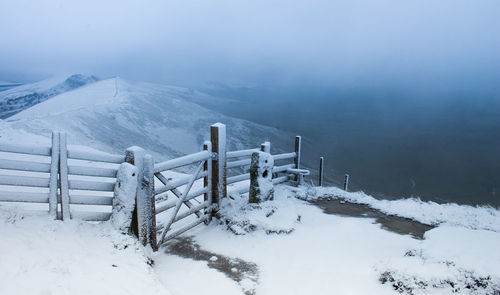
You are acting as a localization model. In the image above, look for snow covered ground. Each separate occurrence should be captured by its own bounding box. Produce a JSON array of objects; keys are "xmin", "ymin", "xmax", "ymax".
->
[
  {"xmin": 0, "ymin": 208, "xmax": 170, "ymax": 295},
  {"xmin": 151, "ymin": 186, "xmax": 500, "ymax": 295},
  {"xmin": 2, "ymin": 182, "xmax": 499, "ymax": 294}
]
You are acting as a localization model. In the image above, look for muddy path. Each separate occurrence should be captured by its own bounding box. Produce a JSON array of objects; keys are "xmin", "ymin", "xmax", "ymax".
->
[
  {"xmin": 310, "ymin": 198, "xmax": 435, "ymax": 239},
  {"xmin": 162, "ymin": 236, "xmax": 259, "ymax": 295}
]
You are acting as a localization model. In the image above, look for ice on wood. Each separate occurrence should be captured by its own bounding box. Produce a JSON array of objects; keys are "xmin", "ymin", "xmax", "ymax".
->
[
  {"xmin": 111, "ymin": 163, "xmax": 138, "ymax": 232},
  {"xmin": 249, "ymin": 151, "xmax": 274, "ymax": 203}
]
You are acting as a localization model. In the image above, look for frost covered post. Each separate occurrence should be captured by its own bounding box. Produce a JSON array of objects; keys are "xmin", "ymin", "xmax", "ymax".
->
[
  {"xmin": 203, "ymin": 141, "xmax": 213, "ymax": 221},
  {"xmin": 344, "ymin": 174, "xmax": 349, "ymax": 191},
  {"xmin": 111, "ymin": 163, "xmax": 139, "ymax": 232},
  {"xmin": 48, "ymin": 131, "xmax": 60, "ymax": 219},
  {"xmin": 58, "ymin": 132, "xmax": 70, "ymax": 220},
  {"xmin": 318, "ymin": 157, "xmax": 324, "ymax": 186},
  {"xmin": 249, "ymin": 151, "xmax": 274, "ymax": 203},
  {"xmin": 294, "ymin": 136, "xmax": 302, "ymax": 183},
  {"xmin": 125, "ymin": 147, "xmax": 157, "ymax": 250},
  {"xmin": 210, "ymin": 123, "xmax": 226, "ymax": 206}
]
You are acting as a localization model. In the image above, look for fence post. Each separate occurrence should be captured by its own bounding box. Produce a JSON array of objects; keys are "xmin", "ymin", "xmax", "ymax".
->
[
  {"xmin": 58, "ymin": 132, "xmax": 70, "ymax": 220},
  {"xmin": 249, "ymin": 151, "xmax": 274, "ymax": 203},
  {"xmin": 203, "ymin": 141, "xmax": 213, "ymax": 222},
  {"xmin": 48, "ymin": 131, "xmax": 60, "ymax": 219},
  {"xmin": 210, "ymin": 123, "xmax": 226, "ymax": 207},
  {"xmin": 293, "ymin": 136, "xmax": 302, "ymax": 183},
  {"xmin": 125, "ymin": 146, "xmax": 157, "ymax": 250},
  {"xmin": 319, "ymin": 157, "xmax": 324, "ymax": 186},
  {"xmin": 260, "ymin": 141, "xmax": 271, "ymax": 153},
  {"xmin": 344, "ymin": 174, "xmax": 349, "ymax": 191}
]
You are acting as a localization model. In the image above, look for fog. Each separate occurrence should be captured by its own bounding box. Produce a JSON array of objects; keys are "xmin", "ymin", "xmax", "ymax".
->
[
  {"xmin": 1, "ymin": 0, "xmax": 500, "ymax": 206},
  {"xmin": 1, "ymin": 0, "xmax": 499, "ymax": 88}
]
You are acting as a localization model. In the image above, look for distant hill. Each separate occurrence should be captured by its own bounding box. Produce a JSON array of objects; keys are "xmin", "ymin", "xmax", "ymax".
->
[
  {"xmin": 0, "ymin": 74, "xmax": 99, "ymax": 118},
  {"xmin": 1, "ymin": 77, "xmax": 294, "ymax": 163}
]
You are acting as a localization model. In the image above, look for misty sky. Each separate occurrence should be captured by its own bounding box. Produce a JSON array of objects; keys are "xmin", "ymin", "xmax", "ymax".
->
[{"xmin": 1, "ymin": 0, "xmax": 499, "ymax": 89}]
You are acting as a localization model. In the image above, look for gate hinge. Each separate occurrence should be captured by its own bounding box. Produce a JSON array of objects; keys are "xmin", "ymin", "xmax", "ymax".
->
[{"xmin": 210, "ymin": 152, "xmax": 218, "ymax": 160}]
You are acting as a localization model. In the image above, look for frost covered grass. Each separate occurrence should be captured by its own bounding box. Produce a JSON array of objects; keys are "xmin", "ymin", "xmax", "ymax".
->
[{"xmin": 0, "ymin": 207, "xmax": 170, "ymax": 295}]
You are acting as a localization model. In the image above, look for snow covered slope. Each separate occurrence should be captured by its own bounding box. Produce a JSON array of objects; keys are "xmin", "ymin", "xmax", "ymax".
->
[
  {"xmin": 1, "ymin": 77, "xmax": 293, "ymax": 162},
  {"xmin": 0, "ymin": 74, "xmax": 99, "ymax": 118}
]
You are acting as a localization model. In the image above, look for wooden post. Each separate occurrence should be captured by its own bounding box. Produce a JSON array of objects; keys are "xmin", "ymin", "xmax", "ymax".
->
[
  {"xmin": 260, "ymin": 141, "xmax": 271, "ymax": 153},
  {"xmin": 249, "ymin": 152, "xmax": 274, "ymax": 203},
  {"xmin": 210, "ymin": 123, "xmax": 226, "ymax": 206},
  {"xmin": 293, "ymin": 136, "xmax": 302, "ymax": 183},
  {"xmin": 48, "ymin": 131, "xmax": 60, "ymax": 219},
  {"xmin": 319, "ymin": 157, "xmax": 324, "ymax": 187},
  {"xmin": 203, "ymin": 141, "xmax": 213, "ymax": 222},
  {"xmin": 344, "ymin": 174, "xmax": 349, "ymax": 191},
  {"xmin": 125, "ymin": 146, "xmax": 157, "ymax": 250},
  {"xmin": 58, "ymin": 132, "xmax": 70, "ymax": 220}
]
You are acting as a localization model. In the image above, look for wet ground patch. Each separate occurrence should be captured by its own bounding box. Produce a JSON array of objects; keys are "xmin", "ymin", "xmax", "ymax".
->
[
  {"xmin": 162, "ymin": 236, "xmax": 259, "ymax": 295},
  {"xmin": 311, "ymin": 198, "xmax": 434, "ymax": 239}
]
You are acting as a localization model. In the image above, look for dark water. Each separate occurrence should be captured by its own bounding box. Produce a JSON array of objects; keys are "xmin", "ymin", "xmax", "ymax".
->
[{"xmin": 197, "ymin": 85, "xmax": 500, "ymax": 207}]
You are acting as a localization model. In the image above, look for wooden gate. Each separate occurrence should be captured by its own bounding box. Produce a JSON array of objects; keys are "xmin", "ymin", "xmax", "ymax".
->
[{"xmin": 153, "ymin": 141, "xmax": 215, "ymax": 246}]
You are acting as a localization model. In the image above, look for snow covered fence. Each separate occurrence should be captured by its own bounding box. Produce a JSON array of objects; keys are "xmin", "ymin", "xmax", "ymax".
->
[
  {"xmin": 0, "ymin": 131, "xmax": 126, "ymax": 221},
  {"xmin": 0, "ymin": 123, "xmax": 307, "ymax": 250},
  {"xmin": 226, "ymin": 135, "xmax": 304, "ymax": 196}
]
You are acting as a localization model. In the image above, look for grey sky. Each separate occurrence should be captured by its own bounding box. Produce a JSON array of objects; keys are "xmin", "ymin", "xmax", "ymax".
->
[{"xmin": 1, "ymin": 0, "xmax": 499, "ymax": 89}]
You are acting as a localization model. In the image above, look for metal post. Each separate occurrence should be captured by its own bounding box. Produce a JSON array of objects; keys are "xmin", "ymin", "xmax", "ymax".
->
[
  {"xmin": 210, "ymin": 123, "xmax": 226, "ymax": 206},
  {"xmin": 319, "ymin": 157, "xmax": 324, "ymax": 186},
  {"xmin": 344, "ymin": 174, "xmax": 349, "ymax": 191}
]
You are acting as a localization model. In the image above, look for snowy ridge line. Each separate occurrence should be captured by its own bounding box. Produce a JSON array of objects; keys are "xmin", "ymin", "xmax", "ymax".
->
[{"xmin": 314, "ymin": 186, "xmax": 500, "ymax": 232}]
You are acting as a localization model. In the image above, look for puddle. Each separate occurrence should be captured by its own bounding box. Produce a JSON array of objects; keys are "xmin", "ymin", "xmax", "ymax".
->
[
  {"xmin": 311, "ymin": 198, "xmax": 435, "ymax": 239},
  {"xmin": 163, "ymin": 236, "xmax": 259, "ymax": 295}
]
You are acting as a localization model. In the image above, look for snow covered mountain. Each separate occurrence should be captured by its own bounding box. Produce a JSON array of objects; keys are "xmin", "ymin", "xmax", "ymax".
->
[
  {"xmin": 1, "ymin": 77, "xmax": 294, "ymax": 162},
  {"xmin": 0, "ymin": 74, "xmax": 99, "ymax": 119}
]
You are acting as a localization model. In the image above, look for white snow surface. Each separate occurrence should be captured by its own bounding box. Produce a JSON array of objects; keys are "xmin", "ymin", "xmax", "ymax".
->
[
  {"xmin": 0, "ymin": 208, "xmax": 170, "ymax": 295},
  {"xmin": 152, "ymin": 186, "xmax": 500, "ymax": 295},
  {"xmin": 314, "ymin": 186, "xmax": 500, "ymax": 232}
]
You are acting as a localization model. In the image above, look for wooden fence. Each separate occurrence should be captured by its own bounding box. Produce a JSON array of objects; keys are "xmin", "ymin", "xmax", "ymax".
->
[
  {"xmin": 0, "ymin": 131, "xmax": 124, "ymax": 220},
  {"xmin": 0, "ymin": 123, "xmax": 303, "ymax": 249}
]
